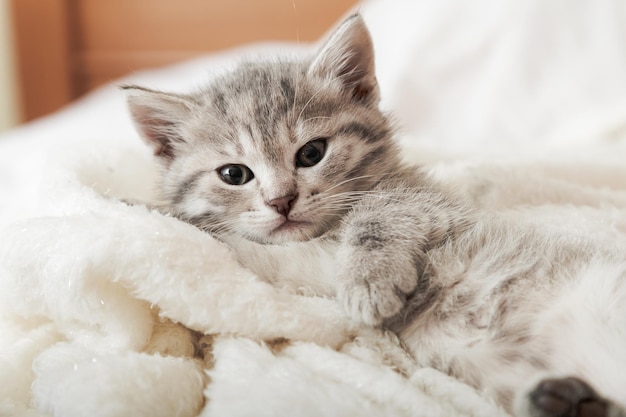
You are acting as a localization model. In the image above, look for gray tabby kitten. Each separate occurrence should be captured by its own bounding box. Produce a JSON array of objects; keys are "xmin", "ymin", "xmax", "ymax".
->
[{"xmin": 124, "ymin": 14, "xmax": 626, "ymax": 417}]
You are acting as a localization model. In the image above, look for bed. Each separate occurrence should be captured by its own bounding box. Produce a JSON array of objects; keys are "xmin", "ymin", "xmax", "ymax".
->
[{"xmin": 2, "ymin": 0, "xmax": 626, "ymax": 416}]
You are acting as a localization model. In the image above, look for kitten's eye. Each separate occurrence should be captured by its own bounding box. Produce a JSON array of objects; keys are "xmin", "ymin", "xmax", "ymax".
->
[
  {"xmin": 296, "ymin": 139, "xmax": 327, "ymax": 168},
  {"xmin": 219, "ymin": 165, "xmax": 254, "ymax": 185}
]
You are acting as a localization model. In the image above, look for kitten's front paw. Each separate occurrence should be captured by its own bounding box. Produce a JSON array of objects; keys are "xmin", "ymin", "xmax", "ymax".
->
[
  {"xmin": 339, "ymin": 279, "xmax": 406, "ymax": 326},
  {"xmin": 338, "ymin": 250, "xmax": 418, "ymax": 326},
  {"xmin": 337, "ymin": 213, "xmax": 423, "ymax": 326}
]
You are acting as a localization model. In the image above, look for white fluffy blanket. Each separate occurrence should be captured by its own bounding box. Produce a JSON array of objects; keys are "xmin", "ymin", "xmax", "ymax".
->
[{"xmin": 2, "ymin": 1, "xmax": 626, "ymax": 416}]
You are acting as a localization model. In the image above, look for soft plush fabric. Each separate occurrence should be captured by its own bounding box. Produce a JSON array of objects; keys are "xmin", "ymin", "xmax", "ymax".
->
[{"xmin": 1, "ymin": 1, "xmax": 626, "ymax": 416}]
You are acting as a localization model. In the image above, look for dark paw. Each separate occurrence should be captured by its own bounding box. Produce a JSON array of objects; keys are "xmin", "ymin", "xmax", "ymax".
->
[{"xmin": 529, "ymin": 377, "xmax": 607, "ymax": 417}]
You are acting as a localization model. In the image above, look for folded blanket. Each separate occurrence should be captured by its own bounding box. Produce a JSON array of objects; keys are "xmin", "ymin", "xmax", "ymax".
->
[{"xmin": 0, "ymin": 133, "xmax": 511, "ymax": 417}]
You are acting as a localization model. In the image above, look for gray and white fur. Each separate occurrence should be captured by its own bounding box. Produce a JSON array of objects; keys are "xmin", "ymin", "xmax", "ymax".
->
[{"xmin": 125, "ymin": 14, "xmax": 626, "ymax": 417}]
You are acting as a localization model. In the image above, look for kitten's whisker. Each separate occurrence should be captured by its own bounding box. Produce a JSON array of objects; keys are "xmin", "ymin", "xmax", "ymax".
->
[
  {"xmin": 301, "ymin": 116, "xmax": 332, "ymax": 124},
  {"xmin": 290, "ymin": 63, "xmax": 301, "ymax": 125},
  {"xmin": 321, "ymin": 170, "xmax": 409, "ymax": 195},
  {"xmin": 322, "ymin": 174, "xmax": 377, "ymax": 193},
  {"xmin": 320, "ymin": 189, "xmax": 427, "ymax": 208}
]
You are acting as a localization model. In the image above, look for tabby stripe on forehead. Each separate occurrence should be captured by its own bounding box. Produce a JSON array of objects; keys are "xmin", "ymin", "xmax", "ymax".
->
[
  {"xmin": 173, "ymin": 170, "xmax": 208, "ymax": 204},
  {"xmin": 337, "ymin": 122, "xmax": 388, "ymax": 143},
  {"xmin": 213, "ymin": 92, "xmax": 227, "ymax": 114},
  {"xmin": 280, "ymin": 78, "xmax": 295, "ymax": 103}
]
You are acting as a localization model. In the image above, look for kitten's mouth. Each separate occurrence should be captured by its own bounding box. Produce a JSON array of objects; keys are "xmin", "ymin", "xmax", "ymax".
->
[
  {"xmin": 272, "ymin": 219, "xmax": 309, "ymax": 233},
  {"xmin": 268, "ymin": 218, "xmax": 313, "ymax": 242}
]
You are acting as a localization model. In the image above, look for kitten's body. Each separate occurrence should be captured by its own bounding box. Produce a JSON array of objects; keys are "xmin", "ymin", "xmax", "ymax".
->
[
  {"xmin": 125, "ymin": 15, "xmax": 626, "ymax": 417},
  {"xmin": 233, "ymin": 175, "xmax": 626, "ymax": 413}
]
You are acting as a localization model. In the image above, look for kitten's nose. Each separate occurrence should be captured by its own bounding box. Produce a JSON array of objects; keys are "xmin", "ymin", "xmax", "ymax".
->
[{"xmin": 268, "ymin": 194, "xmax": 298, "ymax": 216}]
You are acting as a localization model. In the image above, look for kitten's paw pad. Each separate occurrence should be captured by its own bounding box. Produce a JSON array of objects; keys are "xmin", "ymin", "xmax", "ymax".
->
[
  {"xmin": 340, "ymin": 279, "xmax": 408, "ymax": 326},
  {"xmin": 529, "ymin": 377, "xmax": 607, "ymax": 417}
]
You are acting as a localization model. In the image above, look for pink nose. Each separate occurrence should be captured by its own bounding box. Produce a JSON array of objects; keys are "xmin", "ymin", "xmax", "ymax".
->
[{"xmin": 268, "ymin": 195, "xmax": 298, "ymax": 216}]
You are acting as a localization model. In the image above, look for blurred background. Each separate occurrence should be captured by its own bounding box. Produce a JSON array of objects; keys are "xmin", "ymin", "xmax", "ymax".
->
[
  {"xmin": 0, "ymin": 0, "xmax": 19, "ymax": 133},
  {"xmin": 0, "ymin": 0, "xmax": 357, "ymax": 133}
]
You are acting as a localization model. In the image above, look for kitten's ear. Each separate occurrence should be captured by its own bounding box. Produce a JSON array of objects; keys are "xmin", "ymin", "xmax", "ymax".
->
[
  {"xmin": 309, "ymin": 14, "xmax": 378, "ymax": 102},
  {"xmin": 123, "ymin": 85, "xmax": 197, "ymax": 160}
]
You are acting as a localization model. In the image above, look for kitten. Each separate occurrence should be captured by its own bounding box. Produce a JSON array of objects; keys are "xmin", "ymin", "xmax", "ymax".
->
[{"xmin": 124, "ymin": 14, "xmax": 626, "ymax": 417}]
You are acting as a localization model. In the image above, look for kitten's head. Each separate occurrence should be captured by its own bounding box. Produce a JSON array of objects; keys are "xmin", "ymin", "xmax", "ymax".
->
[{"xmin": 125, "ymin": 14, "xmax": 400, "ymax": 244}]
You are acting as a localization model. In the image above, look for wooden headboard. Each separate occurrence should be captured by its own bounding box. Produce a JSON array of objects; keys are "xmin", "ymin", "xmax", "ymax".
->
[{"xmin": 10, "ymin": 0, "xmax": 357, "ymax": 122}]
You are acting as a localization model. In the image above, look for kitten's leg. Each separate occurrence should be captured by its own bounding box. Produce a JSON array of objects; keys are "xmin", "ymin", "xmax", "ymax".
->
[
  {"xmin": 335, "ymin": 186, "xmax": 468, "ymax": 326},
  {"xmin": 520, "ymin": 377, "xmax": 626, "ymax": 417},
  {"xmin": 336, "ymin": 211, "xmax": 423, "ymax": 325}
]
